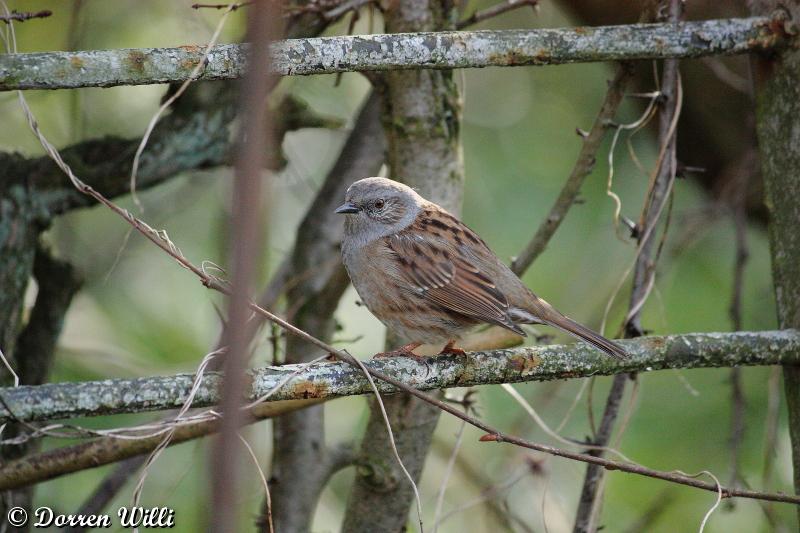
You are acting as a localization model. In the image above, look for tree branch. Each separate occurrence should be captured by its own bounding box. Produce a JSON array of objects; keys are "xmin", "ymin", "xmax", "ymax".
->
[
  {"xmin": 749, "ymin": 0, "xmax": 800, "ymax": 524},
  {"xmin": 0, "ymin": 330, "xmax": 795, "ymax": 424},
  {"xmin": 0, "ymin": 399, "xmax": 321, "ymax": 491},
  {"xmin": 0, "ymin": 17, "xmax": 790, "ymax": 91},
  {"xmin": 0, "ymin": 10, "xmax": 51, "ymax": 24},
  {"xmin": 0, "ymin": 87, "xmax": 238, "ymax": 216}
]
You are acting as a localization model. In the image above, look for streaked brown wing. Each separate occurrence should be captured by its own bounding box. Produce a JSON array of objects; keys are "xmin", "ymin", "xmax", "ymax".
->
[{"xmin": 384, "ymin": 228, "xmax": 525, "ymax": 335}]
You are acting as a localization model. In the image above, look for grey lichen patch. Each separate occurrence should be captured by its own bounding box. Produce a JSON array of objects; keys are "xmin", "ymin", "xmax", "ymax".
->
[{"xmin": 505, "ymin": 352, "xmax": 542, "ymax": 377}]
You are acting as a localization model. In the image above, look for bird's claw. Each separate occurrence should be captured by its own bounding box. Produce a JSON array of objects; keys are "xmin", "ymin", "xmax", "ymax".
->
[
  {"xmin": 438, "ymin": 340, "xmax": 467, "ymax": 357},
  {"xmin": 373, "ymin": 342, "xmax": 423, "ymax": 359}
]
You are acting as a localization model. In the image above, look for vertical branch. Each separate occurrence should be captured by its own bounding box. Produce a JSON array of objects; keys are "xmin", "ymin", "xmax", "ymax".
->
[
  {"xmin": 210, "ymin": 1, "xmax": 277, "ymax": 530},
  {"xmin": 267, "ymin": 92, "xmax": 385, "ymax": 532},
  {"xmin": 1, "ymin": 247, "xmax": 82, "ymax": 525},
  {"xmin": 749, "ymin": 0, "xmax": 800, "ymax": 524},
  {"xmin": 341, "ymin": 0, "xmax": 464, "ymax": 529},
  {"xmin": 574, "ymin": 2, "xmax": 682, "ymax": 531},
  {"xmin": 0, "ymin": 206, "xmax": 38, "ymax": 365}
]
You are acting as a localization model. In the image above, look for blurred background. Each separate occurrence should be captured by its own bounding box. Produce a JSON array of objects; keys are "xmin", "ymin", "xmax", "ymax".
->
[{"xmin": 1, "ymin": 0, "xmax": 788, "ymax": 531}]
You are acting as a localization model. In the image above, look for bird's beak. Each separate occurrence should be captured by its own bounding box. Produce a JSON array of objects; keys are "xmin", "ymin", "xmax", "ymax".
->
[{"xmin": 335, "ymin": 202, "xmax": 359, "ymax": 214}]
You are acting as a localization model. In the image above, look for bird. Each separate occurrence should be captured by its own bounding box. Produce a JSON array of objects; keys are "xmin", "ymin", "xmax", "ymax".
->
[{"xmin": 335, "ymin": 177, "xmax": 626, "ymax": 359}]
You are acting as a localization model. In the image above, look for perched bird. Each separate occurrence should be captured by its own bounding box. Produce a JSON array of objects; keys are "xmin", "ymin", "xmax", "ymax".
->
[{"xmin": 336, "ymin": 177, "xmax": 626, "ymax": 359}]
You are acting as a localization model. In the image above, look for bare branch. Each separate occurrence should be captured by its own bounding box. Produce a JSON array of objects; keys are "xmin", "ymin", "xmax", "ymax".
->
[
  {"xmin": 0, "ymin": 400, "xmax": 320, "ymax": 491},
  {"xmin": 0, "ymin": 10, "xmax": 51, "ymax": 24},
  {"xmin": 511, "ymin": 62, "xmax": 633, "ymax": 274},
  {"xmin": 0, "ymin": 17, "xmax": 791, "ymax": 91},
  {"xmin": 457, "ymin": 0, "xmax": 538, "ymax": 30},
  {"xmin": 192, "ymin": 2, "xmax": 253, "ymax": 9}
]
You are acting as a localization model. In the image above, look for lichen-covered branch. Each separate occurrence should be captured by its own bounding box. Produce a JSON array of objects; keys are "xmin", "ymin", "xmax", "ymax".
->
[
  {"xmin": 0, "ymin": 17, "xmax": 790, "ymax": 91},
  {"xmin": 0, "ymin": 330, "xmax": 796, "ymax": 424}
]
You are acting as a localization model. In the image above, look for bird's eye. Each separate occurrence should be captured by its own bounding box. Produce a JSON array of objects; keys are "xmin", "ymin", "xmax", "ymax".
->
[{"xmin": 374, "ymin": 198, "xmax": 385, "ymax": 210}]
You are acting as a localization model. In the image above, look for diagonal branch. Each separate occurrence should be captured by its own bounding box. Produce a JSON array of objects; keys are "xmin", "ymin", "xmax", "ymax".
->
[
  {"xmin": 511, "ymin": 62, "xmax": 633, "ymax": 274},
  {"xmin": 0, "ymin": 17, "xmax": 791, "ymax": 91}
]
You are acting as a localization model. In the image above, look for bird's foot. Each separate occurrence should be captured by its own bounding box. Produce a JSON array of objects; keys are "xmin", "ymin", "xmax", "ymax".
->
[
  {"xmin": 438, "ymin": 340, "xmax": 467, "ymax": 357},
  {"xmin": 373, "ymin": 342, "xmax": 424, "ymax": 360}
]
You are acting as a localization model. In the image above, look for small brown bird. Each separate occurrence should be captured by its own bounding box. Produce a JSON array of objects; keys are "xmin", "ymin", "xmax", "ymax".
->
[{"xmin": 336, "ymin": 177, "xmax": 626, "ymax": 359}]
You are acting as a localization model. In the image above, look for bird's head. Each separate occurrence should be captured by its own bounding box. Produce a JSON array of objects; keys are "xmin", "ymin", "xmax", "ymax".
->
[{"xmin": 336, "ymin": 177, "xmax": 425, "ymax": 243}]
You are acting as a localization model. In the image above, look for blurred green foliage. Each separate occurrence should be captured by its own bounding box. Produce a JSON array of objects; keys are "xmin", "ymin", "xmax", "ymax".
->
[{"xmin": 2, "ymin": 0, "xmax": 787, "ymax": 531}]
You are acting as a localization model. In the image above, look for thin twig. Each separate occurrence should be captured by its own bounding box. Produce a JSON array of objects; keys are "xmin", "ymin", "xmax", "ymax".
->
[
  {"xmin": 323, "ymin": 0, "xmax": 373, "ymax": 21},
  {"xmin": 573, "ymin": 373, "xmax": 629, "ymax": 532},
  {"xmin": 727, "ymin": 171, "xmax": 749, "ymax": 494},
  {"xmin": 456, "ymin": 0, "xmax": 538, "ymax": 30},
  {"xmin": 192, "ymin": 2, "xmax": 253, "ymax": 9},
  {"xmin": 238, "ymin": 433, "xmax": 273, "ymax": 533},
  {"xmin": 0, "ymin": 10, "xmax": 51, "ymax": 24},
  {"xmin": 432, "ymin": 400, "xmax": 469, "ymax": 533},
  {"xmin": 760, "ymin": 365, "xmax": 784, "ymax": 528}
]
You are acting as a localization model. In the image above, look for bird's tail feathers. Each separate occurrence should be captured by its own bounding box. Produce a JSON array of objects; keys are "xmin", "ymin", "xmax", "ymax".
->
[
  {"xmin": 511, "ymin": 305, "xmax": 627, "ymax": 359},
  {"xmin": 545, "ymin": 314, "xmax": 627, "ymax": 359}
]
